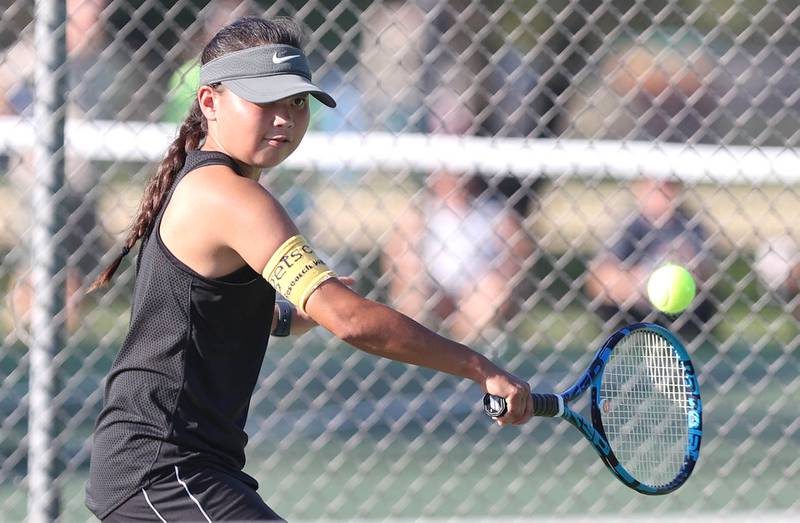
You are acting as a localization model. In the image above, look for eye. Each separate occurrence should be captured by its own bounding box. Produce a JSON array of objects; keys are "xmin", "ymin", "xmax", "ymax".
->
[{"xmin": 292, "ymin": 96, "xmax": 307, "ymax": 108}]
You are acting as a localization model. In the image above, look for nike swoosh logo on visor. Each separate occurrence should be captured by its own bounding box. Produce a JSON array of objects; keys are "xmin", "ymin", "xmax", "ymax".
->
[{"xmin": 272, "ymin": 53, "xmax": 300, "ymax": 64}]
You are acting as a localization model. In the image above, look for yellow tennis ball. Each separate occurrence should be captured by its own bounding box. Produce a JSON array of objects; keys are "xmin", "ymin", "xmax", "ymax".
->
[{"xmin": 647, "ymin": 264, "xmax": 696, "ymax": 314}]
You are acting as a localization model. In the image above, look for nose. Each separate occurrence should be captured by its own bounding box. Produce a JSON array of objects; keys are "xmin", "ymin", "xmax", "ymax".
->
[{"xmin": 273, "ymin": 108, "xmax": 294, "ymax": 128}]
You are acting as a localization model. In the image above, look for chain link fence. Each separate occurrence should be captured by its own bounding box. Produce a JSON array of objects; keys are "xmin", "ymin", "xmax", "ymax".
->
[{"xmin": 1, "ymin": 0, "xmax": 799, "ymax": 520}]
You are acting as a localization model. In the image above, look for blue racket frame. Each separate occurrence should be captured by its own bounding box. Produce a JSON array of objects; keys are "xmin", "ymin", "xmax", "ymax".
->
[{"xmin": 484, "ymin": 322, "xmax": 703, "ymax": 495}]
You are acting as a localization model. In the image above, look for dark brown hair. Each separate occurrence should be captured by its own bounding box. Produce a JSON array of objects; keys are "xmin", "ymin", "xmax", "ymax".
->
[{"xmin": 89, "ymin": 17, "xmax": 304, "ymax": 292}]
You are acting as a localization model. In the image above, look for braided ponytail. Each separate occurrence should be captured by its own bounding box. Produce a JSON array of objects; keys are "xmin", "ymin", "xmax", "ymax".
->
[{"xmin": 88, "ymin": 102, "xmax": 205, "ymax": 292}]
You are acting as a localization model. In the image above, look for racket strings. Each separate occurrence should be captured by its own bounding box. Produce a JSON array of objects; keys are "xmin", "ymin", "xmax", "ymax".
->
[{"xmin": 600, "ymin": 331, "xmax": 689, "ymax": 487}]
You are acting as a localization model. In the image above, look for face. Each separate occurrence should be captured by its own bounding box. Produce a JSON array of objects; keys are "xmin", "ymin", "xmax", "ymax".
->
[
  {"xmin": 635, "ymin": 178, "xmax": 681, "ymax": 221},
  {"xmin": 200, "ymin": 86, "xmax": 310, "ymax": 172}
]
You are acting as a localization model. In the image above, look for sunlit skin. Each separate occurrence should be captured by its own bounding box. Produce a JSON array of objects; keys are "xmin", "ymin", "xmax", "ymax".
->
[{"xmin": 198, "ymin": 85, "xmax": 310, "ymax": 178}]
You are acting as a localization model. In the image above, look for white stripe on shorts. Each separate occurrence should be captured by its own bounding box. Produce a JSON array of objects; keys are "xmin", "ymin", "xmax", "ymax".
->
[
  {"xmin": 175, "ymin": 465, "xmax": 213, "ymax": 522},
  {"xmin": 141, "ymin": 488, "xmax": 167, "ymax": 523}
]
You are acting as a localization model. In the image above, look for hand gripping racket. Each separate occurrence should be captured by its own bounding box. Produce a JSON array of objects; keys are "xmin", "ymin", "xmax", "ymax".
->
[{"xmin": 484, "ymin": 322, "xmax": 702, "ymax": 495}]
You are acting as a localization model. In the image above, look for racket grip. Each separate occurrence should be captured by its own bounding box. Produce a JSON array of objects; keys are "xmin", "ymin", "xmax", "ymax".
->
[
  {"xmin": 531, "ymin": 393, "xmax": 561, "ymax": 417},
  {"xmin": 483, "ymin": 393, "xmax": 561, "ymax": 418}
]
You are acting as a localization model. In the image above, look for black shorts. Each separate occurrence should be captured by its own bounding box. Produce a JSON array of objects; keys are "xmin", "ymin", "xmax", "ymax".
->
[{"xmin": 103, "ymin": 465, "xmax": 284, "ymax": 522}]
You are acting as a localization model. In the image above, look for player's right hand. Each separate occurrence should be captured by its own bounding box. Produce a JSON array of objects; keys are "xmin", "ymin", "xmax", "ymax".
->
[{"xmin": 481, "ymin": 369, "xmax": 533, "ymax": 426}]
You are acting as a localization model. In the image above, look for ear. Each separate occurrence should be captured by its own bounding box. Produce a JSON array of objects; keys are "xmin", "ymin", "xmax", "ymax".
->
[{"xmin": 198, "ymin": 85, "xmax": 219, "ymax": 121}]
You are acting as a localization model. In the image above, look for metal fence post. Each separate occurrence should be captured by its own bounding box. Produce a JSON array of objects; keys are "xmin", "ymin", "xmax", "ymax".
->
[{"xmin": 28, "ymin": 0, "xmax": 67, "ymax": 521}]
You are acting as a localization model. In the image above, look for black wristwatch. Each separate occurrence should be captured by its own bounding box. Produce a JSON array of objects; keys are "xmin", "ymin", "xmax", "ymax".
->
[{"xmin": 272, "ymin": 300, "xmax": 293, "ymax": 337}]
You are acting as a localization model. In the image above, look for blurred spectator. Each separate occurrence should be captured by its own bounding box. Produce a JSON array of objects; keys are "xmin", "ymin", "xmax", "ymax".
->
[
  {"xmin": 2, "ymin": 0, "xmax": 138, "ymax": 330},
  {"xmin": 368, "ymin": 1, "xmax": 545, "ymax": 345},
  {"xmin": 585, "ymin": 177, "xmax": 716, "ymax": 337},
  {"xmin": 356, "ymin": 0, "xmax": 550, "ymax": 135},
  {"xmin": 383, "ymin": 87, "xmax": 535, "ymax": 344},
  {"xmin": 755, "ymin": 236, "xmax": 800, "ymax": 321},
  {"xmin": 561, "ymin": 31, "xmax": 721, "ymax": 337},
  {"xmin": 1, "ymin": 0, "xmax": 138, "ymax": 118},
  {"xmin": 356, "ymin": 0, "xmax": 427, "ymax": 133},
  {"xmin": 560, "ymin": 30, "xmax": 719, "ymax": 143}
]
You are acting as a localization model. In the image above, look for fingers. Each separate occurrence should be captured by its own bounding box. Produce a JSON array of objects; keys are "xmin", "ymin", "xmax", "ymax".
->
[
  {"xmin": 509, "ymin": 391, "xmax": 533, "ymax": 426},
  {"xmin": 520, "ymin": 390, "xmax": 535, "ymax": 424},
  {"xmin": 483, "ymin": 368, "xmax": 533, "ymax": 427},
  {"xmin": 494, "ymin": 383, "xmax": 532, "ymax": 427}
]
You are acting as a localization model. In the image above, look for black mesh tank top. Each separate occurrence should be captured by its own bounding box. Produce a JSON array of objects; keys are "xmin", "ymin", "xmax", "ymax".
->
[{"xmin": 86, "ymin": 150, "xmax": 276, "ymax": 519}]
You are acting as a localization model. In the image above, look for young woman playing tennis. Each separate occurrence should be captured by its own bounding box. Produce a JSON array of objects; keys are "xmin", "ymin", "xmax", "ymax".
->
[{"xmin": 85, "ymin": 17, "xmax": 533, "ymax": 522}]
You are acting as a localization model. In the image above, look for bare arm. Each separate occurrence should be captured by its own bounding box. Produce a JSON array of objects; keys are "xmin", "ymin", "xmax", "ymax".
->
[
  {"xmin": 214, "ymin": 175, "xmax": 533, "ymax": 425},
  {"xmin": 304, "ymin": 280, "xmax": 532, "ymax": 425}
]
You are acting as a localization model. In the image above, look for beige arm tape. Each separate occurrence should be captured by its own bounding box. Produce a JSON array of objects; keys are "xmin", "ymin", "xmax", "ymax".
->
[{"xmin": 261, "ymin": 235, "xmax": 337, "ymax": 313}]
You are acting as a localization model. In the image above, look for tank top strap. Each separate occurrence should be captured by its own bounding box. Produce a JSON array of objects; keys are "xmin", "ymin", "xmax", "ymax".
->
[{"xmin": 181, "ymin": 150, "xmax": 244, "ymax": 179}]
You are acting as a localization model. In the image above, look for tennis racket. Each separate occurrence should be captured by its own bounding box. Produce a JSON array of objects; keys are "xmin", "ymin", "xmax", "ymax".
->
[{"xmin": 484, "ymin": 322, "xmax": 702, "ymax": 495}]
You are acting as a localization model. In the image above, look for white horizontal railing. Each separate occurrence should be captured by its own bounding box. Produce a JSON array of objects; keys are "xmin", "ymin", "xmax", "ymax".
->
[{"xmin": 1, "ymin": 117, "xmax": 798, "ymax": 184}]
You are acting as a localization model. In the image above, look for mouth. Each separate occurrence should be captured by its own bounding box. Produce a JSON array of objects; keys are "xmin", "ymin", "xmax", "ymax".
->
[{"xmin": 265, "ymin": 135, "xmax": 290, "ymax": 146}]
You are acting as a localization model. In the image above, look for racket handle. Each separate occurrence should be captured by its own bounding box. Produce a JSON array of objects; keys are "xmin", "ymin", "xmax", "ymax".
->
[
  {"xmin": 483, "ymin": 393, "xmax": 562, "ymax": 418},
  {"xmin": 531, "ymin": 393, "xmax": 561, "ymax": 416},
  {"xmin": 483, "ymin": 393, "xmax": 508, "ymax": 417}
]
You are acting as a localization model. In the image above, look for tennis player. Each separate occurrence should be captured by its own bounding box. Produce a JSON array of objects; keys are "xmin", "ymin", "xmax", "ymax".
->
[{"xmin": 85, "ymin": 16, "xmax": 534, "ymax": 522}]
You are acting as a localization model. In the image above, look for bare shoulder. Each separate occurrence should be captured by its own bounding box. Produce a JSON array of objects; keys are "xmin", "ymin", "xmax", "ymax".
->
[
  {"xmin": 172, "ymin": 163, "xmax": 276, "ymax": 211},
  {"xmin": 168, "ymin": 163, "xmax": 295, "ymax": 231},
  {"xmin": 165, "ymin": 163, "xmax": 298, "ymax": 260}
]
